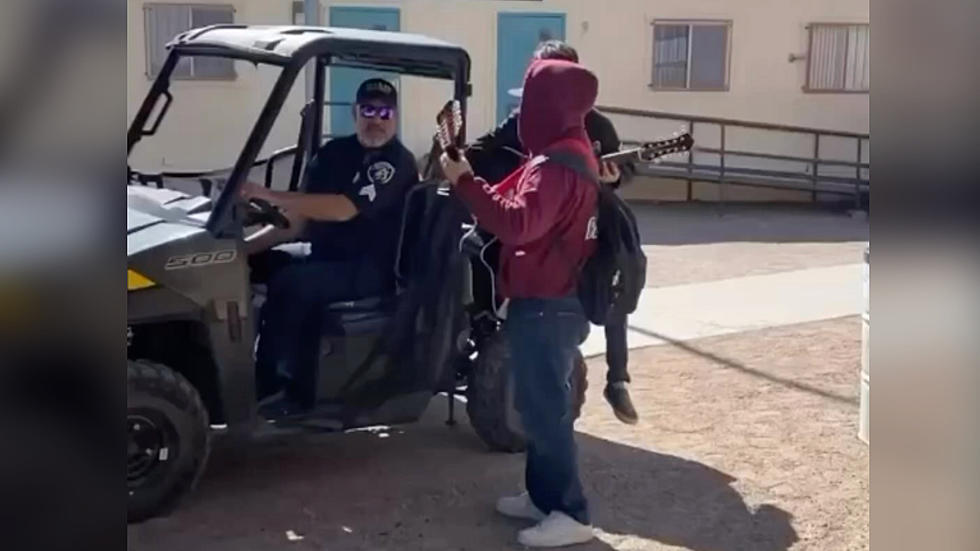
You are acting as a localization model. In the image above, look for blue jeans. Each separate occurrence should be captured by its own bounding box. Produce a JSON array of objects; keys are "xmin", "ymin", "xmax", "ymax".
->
[{"xmin": 505, "ymin": 297, "xmax": 591, "ymax": 525}]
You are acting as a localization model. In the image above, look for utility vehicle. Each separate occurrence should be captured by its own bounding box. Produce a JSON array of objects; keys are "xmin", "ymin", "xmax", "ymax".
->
[{"xmin": 126, "ymin": 25, "xmax": 587, "ymax": 523}]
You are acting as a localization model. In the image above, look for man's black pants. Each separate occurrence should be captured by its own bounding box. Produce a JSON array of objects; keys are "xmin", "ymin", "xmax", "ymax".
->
[
  {"xmin": 604, "ymin": 312, "xmax": 630, "ymax": 384},
  {"xmin": 251, "ymin": 244, "xmax": 387, "ymax": 406}
]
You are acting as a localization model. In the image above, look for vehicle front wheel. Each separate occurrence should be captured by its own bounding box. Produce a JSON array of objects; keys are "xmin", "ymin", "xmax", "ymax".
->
[
  {"xmin": 127, "ymin": 360, "xmax": 210, "ymax": 523},
  {"xmin": 466, "ymin": 331, "xmax": 587, "ymax": 453}
]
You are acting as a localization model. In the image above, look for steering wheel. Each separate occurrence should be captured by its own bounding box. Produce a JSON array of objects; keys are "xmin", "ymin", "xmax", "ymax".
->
[{"xmin": 245, "ymin": 197, "xmax": 290, "ymax": 229}]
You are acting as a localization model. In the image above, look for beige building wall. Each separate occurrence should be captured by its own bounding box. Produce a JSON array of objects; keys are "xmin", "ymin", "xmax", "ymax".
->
[
  {"xmin": 128, "ymin": 0, "xmax": 870, "ymax": 188},
  {"xmin": 576, "ymin": 0, "xmax": 869, "ymax": 132}
]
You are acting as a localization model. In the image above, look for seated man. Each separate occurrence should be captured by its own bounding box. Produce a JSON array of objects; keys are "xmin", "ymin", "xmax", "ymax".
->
[{"xmin": 243, "ymin": 78, "xmax": 419, "ymax": 416}]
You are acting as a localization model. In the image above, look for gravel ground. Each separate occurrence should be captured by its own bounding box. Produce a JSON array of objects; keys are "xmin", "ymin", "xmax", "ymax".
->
[
  {"xmin": 128, "ymin": 203, "xmax": 869, "ymax": 550},
  {"xmin": 127, "ymin": 318, "xmax": 868, "ymax": 551},
  {"xmin": 581, "ymin": 317, "xmax": 868, "ymax": 551}
]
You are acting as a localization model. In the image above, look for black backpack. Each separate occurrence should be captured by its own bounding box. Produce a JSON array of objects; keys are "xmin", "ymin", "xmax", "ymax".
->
[{"xmin": 543, "ymin": 150, "xmax": 648, "ymax": 325}]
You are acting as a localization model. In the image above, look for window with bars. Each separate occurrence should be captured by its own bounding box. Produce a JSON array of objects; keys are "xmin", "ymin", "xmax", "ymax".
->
[
  {"xmin": 805, "ymin": 23, "xmax": 869, "ymax": 92},
  {"xmin": 144, "ymin": 4, "xmax": 236, "ymax": 80},
  {"xmin": 651, "ymin": 20, "xmax": 731, "ymax": 91}
]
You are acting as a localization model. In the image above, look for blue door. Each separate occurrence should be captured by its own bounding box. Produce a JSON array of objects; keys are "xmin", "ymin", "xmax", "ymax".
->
[
  {"xmin": 328, "ymin": 7, "xmax": 400, "ymax": 138},
  {"xmin": 496, "ymin": 13, "xmax": 566, "ymax": 122}
]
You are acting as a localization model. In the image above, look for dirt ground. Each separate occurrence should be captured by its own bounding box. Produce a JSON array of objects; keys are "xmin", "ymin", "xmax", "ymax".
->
[
  {"xmin": 127, "ymin": 317, "xmax": 868, "ymax": 551},
  {"xmin": 127, "ymin": 203, "xmax": 869, "ymax": 550}
]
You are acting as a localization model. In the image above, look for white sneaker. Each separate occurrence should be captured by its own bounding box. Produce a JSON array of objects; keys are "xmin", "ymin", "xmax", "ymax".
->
[
  {"xmin": 496, "ymin": 492, "xmax": 546, "ymax": 522},
  {"xmin": 517, "ymin": 511, "xmax": 594, "ymax": 547}
]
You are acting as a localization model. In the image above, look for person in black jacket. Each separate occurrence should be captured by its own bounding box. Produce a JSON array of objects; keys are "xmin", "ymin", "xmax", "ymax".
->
[{"xmin": 466, "ymin": 41, "xmax": 639, "ymax": 425}]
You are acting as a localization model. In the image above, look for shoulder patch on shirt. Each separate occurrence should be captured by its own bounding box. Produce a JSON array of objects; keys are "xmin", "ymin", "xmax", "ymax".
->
[
  {"xmin": 359, "ymin": 184, "xmax": 377, "ymax": 202},
  {"xmin": 367, "ymin": 161, "xmax": 395, "ymax": 185}
]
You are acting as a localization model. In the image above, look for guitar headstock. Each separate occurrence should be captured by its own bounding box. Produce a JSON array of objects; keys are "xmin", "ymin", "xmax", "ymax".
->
[
  {"xmin": 435, "ymin": 99, "xmax": 464, "ymax": 162},
  {"xmin": 640, "ymin": 130, "xmax": 695, "ymax": 163}
]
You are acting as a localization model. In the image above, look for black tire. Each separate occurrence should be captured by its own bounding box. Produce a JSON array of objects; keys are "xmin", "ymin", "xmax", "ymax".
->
[
  {"xmin": 466, "ymin": 331, "xmax": 588, "ymax": 453},
  {"xmin": 127, "ymin": 360, "xmax": 210, "ymax": 523}
]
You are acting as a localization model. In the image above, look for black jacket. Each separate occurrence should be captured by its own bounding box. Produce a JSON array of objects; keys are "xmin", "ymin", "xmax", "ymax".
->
[
  {"xmin": 466, "ymin": 108, "xmax": 634, "ymax": 187},
  {"xmin": 341, "ymin": 184, "xmax": 471, "ymax": 414}
]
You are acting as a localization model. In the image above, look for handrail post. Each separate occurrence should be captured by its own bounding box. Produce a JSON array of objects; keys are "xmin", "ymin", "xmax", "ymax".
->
[
  {"xmin": 812, "ymin": 132, "xmax": 820, "ymax": 202},
  {"xmin": 855, "ymin": 138, "xmax": 863, "ymax": 210},
  {"xmin": 687, "ymin": 119, "xmax": 695, "ymax": 201},
  {"xmin": 719, "ymin": 123, "xmax": 726, "ymax": 213}
]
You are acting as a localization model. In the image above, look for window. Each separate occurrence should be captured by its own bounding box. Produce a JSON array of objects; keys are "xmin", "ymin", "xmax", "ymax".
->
[
  {"xmin": 651, "ymin": 20, "xmax": 731, "ymax": 91},
  {"xmin": 144, "ymin": 4, "xmax": 235, "ymax": 80},
  {"xmin": 806, "ymin": 23, "xmax": 869, "ymax": 92}
]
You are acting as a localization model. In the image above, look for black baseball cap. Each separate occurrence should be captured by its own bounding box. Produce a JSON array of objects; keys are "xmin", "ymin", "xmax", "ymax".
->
[{"xmin": 355, "ymin": 78, "xmax": 398, "ymax": 107}]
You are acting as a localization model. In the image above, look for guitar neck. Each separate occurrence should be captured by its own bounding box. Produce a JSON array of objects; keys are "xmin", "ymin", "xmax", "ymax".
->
[
  {"xmin": 601, "ymin": 148, "xmax": 644, "ymax": 165},
  {"xmin": 600, "ymin": 133, "xmax": 693, "ymax": 165}
]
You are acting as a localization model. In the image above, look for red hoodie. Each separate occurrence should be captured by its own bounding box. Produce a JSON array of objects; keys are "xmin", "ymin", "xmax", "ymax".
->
[{"xmin": 455, "ymin": 59, "xmax": 599, "ymax": 298}]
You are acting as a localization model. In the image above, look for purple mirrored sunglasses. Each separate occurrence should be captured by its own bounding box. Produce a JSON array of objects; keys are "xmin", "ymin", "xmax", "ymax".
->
[{"xmin": 357, "ymin": 104, "xmax": 395, "ymax": 120}]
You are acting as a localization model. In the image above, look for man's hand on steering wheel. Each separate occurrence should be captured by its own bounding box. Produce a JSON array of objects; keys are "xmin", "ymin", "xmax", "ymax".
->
[{"xmin": 241, "ymin": 181, "xmax": 291, "ymax": 229}]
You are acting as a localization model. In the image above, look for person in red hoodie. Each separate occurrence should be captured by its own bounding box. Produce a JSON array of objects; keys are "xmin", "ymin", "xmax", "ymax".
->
[
  {"xmin": 440, "ymin": 59, "xmax": 599, "ymax": 547},
  {"xmin": 467, "ymin": 40, "xmax": 640, "ymax": 426}
]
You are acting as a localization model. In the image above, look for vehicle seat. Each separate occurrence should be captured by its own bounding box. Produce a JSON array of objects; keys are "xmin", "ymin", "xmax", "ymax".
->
[
  {"xmin": 319, "ymin": 182, "xmax": 434, "ymax": 336},
  {"xmin": 324, "ymin": 296, "xmax": 394, "ymax": 313},
  {"xmin": 321, "ymin": 295, "xmax": 397, "ymax": 336}
]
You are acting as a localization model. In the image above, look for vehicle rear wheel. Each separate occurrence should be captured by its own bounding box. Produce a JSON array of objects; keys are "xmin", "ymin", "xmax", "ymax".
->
[
  {"xmin": 466, "ymin": 331, "xmax": 587, "ymax": 453},
  {"xmin": 127, "ymin": 360, "xmax": 210, "ymax": 523}
]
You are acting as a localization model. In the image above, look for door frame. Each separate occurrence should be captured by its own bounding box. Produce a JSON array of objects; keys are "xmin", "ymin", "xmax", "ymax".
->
[
  {"xmin": 495, "ymin": 11, "xmax": 567, "ymax": 122},
  {"xmin": 327, "ymin": 6, "xmax": 402, "ymax": 136}
]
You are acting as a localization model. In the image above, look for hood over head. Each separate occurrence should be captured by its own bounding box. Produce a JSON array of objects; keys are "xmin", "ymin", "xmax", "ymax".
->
[{"xmin": 517, "ymin": 59, "xmax": 598, "ymax": 155}]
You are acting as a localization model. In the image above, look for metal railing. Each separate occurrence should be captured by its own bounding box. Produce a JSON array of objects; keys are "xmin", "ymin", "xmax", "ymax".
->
[{"xmin": 596, "ymin": 105, "xmax": 870, "ymax": 209}]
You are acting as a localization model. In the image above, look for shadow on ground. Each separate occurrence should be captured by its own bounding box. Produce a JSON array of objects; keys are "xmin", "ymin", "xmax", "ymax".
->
[
  {"xmin": 578, "ymin": 433, "xmax": 798, "ymax": 551},
  {"xmin": 630, "ymin": 202, "xmax": 868, "ymax": 245},
  {"xmin": 128, "ymin": 399, "xmax": 797, "ymax": 551},
  {"xmin": 627, "ymin": 323, "xmax": 858, "ymax": 407}
]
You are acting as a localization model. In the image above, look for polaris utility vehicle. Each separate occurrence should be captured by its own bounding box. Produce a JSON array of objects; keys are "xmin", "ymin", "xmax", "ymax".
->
[{"xmin": 126, "ymin": 25, "xmax": 587, "ymax": 523}]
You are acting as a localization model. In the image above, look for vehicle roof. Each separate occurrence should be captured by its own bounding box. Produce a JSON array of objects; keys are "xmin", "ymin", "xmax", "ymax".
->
[{"xmin": 168, "ymin": 25, "xmax": 470, "ymax": 81}]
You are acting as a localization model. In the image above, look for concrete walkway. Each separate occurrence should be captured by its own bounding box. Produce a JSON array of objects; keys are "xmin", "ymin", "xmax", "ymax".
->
[{"xmin": 581, "ymin": 263, "xmax": 863, "ymax": 358}]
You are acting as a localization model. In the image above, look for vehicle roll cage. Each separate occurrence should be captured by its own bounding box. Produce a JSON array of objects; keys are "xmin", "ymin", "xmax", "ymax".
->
[{"xmin": 127, "ymin": 25, "xmax": 471, "ymax": 237}]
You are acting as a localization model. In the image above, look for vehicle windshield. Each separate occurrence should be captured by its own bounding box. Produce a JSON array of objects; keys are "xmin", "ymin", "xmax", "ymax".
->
[
  {"xmin": 127, "ymin": 54, "xmax": 302, "ymax": 198},
  {"xmin": 128, "ymin": 52, "xmax": 462, "ymax": 202}
]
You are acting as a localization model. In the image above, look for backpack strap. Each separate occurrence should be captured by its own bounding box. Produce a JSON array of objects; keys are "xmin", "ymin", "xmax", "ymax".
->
[
  {"xmin": 528, "ymin": 150, "xmax": 601, "ymax": 290},
  {"xmin": 539, "ymin": 150, "xmax": 601, "ymax": 186}
]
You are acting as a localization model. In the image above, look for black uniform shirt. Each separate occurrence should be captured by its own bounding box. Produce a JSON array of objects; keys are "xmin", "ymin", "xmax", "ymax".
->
[{"xmin": 301, "ymin": 135, "xmax": 419, "ymax": 273}]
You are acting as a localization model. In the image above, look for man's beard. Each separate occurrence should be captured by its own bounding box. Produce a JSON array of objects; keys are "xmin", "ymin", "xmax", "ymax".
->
[{"xmin": 357, "ymin": 129, "xmax": 392, "ymax": 149}]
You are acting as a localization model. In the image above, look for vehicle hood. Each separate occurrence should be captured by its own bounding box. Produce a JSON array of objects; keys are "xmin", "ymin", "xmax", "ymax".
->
[{"xmin": 127, "ymin": 186, "xmax": 210, "ymax": 257}]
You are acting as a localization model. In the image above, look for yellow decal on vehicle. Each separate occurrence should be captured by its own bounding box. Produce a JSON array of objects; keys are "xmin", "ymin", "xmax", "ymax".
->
[{"xmin": 128, "ymin": 270, "xmax": 156, "ymax": 290}]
